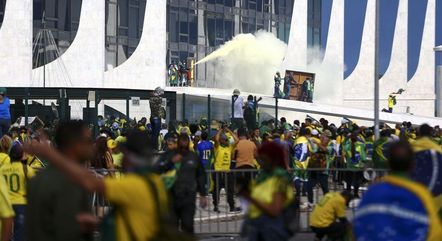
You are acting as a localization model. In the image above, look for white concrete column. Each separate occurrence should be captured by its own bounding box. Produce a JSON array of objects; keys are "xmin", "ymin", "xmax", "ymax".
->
[
  {"xmin": 313, "ymin": 0, "xmax": 344, "ymax": 105},
  {"xmin": 343, "ymin": 0, "xmax": 376, "ymax": 108},
  {"xmin": 0, "ymin": 0, "xmax": 32, "ymax": 87},
  {"xmin": 402, "ymin": 0, "xmax": 436, "ymax": 116},
  {"xmin": 379, "ymin": 0, "xmax": 408, "ymax": 97},
  {"xmin": 281, "ymin": 0, "xmax": 308, "ymax": 71},
  {"xmin": 436, "ymin": 65, "xmax": 442, "ymax": 117}
]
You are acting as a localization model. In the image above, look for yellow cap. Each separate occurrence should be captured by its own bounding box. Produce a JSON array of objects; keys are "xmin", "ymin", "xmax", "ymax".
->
[{"xmin": 107, "ymin": 139, "xmax": 117, "ymax": 149}]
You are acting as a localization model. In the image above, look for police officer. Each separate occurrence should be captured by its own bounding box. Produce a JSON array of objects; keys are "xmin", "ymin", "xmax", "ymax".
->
[
  {"xmin": 150, "ymin": 87, "xmax": 165, "ymax": 150},
  {"xmin": 274, "ymin": 72, "xmax": 282, "ymax": 98},
  {"xmin": 162, "ymin": 134, "xmax": 207, "ymax": 234}
]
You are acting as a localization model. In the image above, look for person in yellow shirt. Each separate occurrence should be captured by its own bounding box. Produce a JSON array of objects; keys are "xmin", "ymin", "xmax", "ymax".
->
[
  {"xmin": 0, "ymin": 142, "xmax": 35, "ymax": 241},
  {"xmin": 25, "ymin": 129, "xmax": 169, "ymax": 241},
  {"xmin": 240, "ymin": 142, "xmax": 293, "ymax": 241},
  {"xmin": 0, "ymin": 175, "xmax": 14, "ymax": 241},
  {"xmin": 309, "ymin": 191, "xmax": 352, "ymax": 241},
  {"xmin": 212, "ymin": 128, "xmax": 237, "ymax": 212}
]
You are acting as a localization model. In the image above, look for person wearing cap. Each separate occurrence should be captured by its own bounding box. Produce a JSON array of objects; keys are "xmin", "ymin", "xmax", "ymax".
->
[
  {"xmin": 274, "ymin": 72, "xmax": 282, "ymax": 98},
  {"xmin": 232, "ymin": 89, "xmax": 245, "ymax": 130},
  {"xmin": 150, "ymin": 87, "xmax": 165, "ymax": 150},
  {"xmin": 0, "ymin": 88, "xmax": 11, "ymax": 137},
  {"xmin": 25, "ymin": 126, "xmax": 169, "ymax": 241},
  {"xmin": 108, "ymin": 139, "xmax": 123, "ymax": 170}
]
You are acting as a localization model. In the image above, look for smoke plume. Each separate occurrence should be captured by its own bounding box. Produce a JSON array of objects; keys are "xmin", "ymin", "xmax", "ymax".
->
[{"xmin": 196, "ymin": 31, "xmax": 287, "ymax": 95}]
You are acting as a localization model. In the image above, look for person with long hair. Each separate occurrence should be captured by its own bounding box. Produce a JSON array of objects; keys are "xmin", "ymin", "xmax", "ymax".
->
[
  {"xmin": 0, "ymin": 135, "xmax": 12, "ymax": 166},
  {"xmin": 91, "ymin": 136, "xmax": 114, "ymax": 173},
  {"xmin": 91, "ymin": 136, "xmax": 114, "ymax": 217}
]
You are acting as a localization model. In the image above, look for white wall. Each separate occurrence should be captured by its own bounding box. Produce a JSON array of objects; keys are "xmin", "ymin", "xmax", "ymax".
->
[{"xmin": 0, "ymin": 0, "xmax": 32, "ymax": 87}]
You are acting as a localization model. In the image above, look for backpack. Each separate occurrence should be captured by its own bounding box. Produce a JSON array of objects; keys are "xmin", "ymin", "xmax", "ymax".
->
[{"xmin": 100, "ymin": 175, "xmax": 195, "ymax": 241}]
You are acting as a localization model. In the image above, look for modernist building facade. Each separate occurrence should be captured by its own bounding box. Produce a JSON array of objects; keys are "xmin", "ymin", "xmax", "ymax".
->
[{"xmin": 0, "ymin": 0, "xmax": 440, "ymax": 117}]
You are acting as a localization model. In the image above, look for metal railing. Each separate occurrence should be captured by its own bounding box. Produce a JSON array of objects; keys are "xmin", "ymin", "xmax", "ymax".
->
[{"xmin": 88, "ymin": 167, "xmax": 388, "ymax": 236}]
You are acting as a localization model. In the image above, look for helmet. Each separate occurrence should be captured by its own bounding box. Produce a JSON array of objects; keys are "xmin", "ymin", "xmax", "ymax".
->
[
  {"xmin": 233, "ymin": 89, "xmax": 240, "ymax": 95},
  {"xmin": 111, "ymin": 122, "xmax": 120, "ymax": 130},
  {"xmin": 154, "ymin": 87, "xmax": 164, "ymax": 96}
]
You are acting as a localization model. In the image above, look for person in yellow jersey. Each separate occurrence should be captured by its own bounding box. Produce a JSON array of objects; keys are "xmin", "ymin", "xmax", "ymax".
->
[
  {"xmin": 240, "ymin": 142, "xmax": 293, "ymax": 241},
  {"xmin": 25, "ymin": 128, "xmax": 170, "ymax": 241},
  {"xmin": 0, "ymin": 135, "xmax": 12, "ymax": 166},
  {"xmin": 0, "ymin": 175, "xmax": 14, "ymax": 241},
  {"xmin": 212, "ymin": 128, "xmax": 238, "ymax": 212},
  {"xmin": 0, "ymin": 142, "xmax": 35, "ymax": 241},
  {"xmin": 309, "ymin": 191, "xmax": 353, "ymax": 241}
]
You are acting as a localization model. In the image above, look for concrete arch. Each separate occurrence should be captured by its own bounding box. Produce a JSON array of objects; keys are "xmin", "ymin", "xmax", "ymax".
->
[
  {"xmin": 104, "ymin": 0, "xmax": 167, "ymax": 90},
  {"xmin": 0, "ymin": 0, "xmax": 32, "ymax": 87},
  {"xmin": 379, "ymin": 0, "xmax": 408, "ymax": 99},
  {"xmin": 343, "ymin": 0, "xmax": 376, "ymax": 109},
  {"xmin": 32, "ymin": 0, "xmax": 105, "ymax": 88}
]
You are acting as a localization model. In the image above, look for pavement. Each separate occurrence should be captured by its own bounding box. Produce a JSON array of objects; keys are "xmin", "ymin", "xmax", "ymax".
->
[{"xmin": 194, "ymin": 182, "xmax": 361, "ymax": 240}]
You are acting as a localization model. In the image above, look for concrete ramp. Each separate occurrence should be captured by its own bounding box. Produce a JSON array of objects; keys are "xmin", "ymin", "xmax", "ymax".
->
[{"xmin": 166, "ymin": 87, "xmax": 441, "ymax": 127}]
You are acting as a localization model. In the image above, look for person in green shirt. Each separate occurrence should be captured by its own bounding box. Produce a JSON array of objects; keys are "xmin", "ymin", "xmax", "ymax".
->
[
  {"xmin": 372, "ymin": 129, "xmax": 393, "ymax": 169},
  {"xmin": 342, "ymin": 131, "xmax": 366, "ymax": 198}
]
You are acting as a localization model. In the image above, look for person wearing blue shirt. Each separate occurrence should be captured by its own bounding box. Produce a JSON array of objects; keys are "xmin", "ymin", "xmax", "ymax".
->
[
  {"xmin": 0, "ymin": 88, "xmax": 11, "ymax": 137},
  {"xmin": 196, "ymin": 131, "xmax": 214, "ymax": 170}
]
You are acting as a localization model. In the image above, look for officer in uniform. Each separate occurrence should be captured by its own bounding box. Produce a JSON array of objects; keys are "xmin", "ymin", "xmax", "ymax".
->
[
  {"xmin": 158, "ymin": 134, "xmax": 207, "ymax": 234},
  {"xmin": 150, "ymin": 87, "xmax": 165, "ymax": 150}
]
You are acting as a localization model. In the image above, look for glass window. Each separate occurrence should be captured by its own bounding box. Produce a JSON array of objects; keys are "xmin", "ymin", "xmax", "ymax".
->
[
  {"xmin": 225, "ymin": 0, "xmax": 234, "ymax": 7},
  {"xmin": 128, "ymin": 6, "xmax": 139, "ymax": 38},
  {"xmin": 33, "ymin": 0, "xmax": 43, "ymax": 20},
  {"xmin": 189, "ymin": 14, "xmax": 197, "ymax": 45},
  {"xmin": 206, "ymin": 17, "xmax": 216, "ymax": 46},
  {"xmin": 118, "ymin": 0, "xmax": 128, "ymax": 27},
  {"xmin": 215, "ymin": 17, "xmax": 223, "ymax": 39},
  {"xmin": 224, "ymin": 20, "xmax": 233, "ymax": 41},
  {"xmin": 180, "ymin": 21, "xmax": 188, "ymax": 34},
  {"xmin": 169, "ymin": 10, "xmax": 179, "ymax": 42}
]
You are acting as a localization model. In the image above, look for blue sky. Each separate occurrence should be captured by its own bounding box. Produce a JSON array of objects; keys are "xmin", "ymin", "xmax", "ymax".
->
[{"xmin": 320, "ymin": 0, "xmax": 441, "ymax": 79}]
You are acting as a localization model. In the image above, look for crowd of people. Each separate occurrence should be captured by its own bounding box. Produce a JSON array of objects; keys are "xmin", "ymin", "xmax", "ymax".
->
[{"xmin": 0, "ymin": 87, "xmax": 441, "ymax": 241}]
